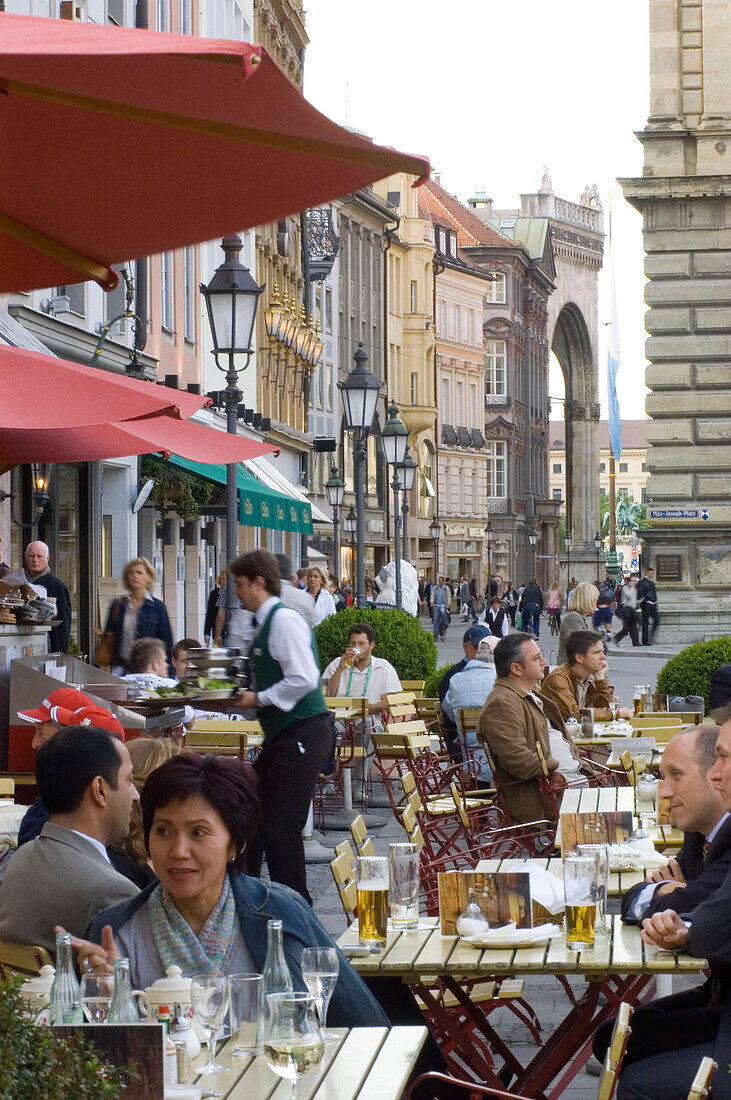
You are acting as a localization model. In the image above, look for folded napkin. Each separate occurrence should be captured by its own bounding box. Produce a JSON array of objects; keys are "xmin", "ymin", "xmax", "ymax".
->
[
  {"xmin": 608, "ymin": 842, "xmax": 670, "ymax": 871},
  {"xmin": 508, "ymin": 861, "xmax": 566, "ymax": 915},
  {"xmin": 462, "ymin": 922, "xmax": 563, "ymax": 947}
]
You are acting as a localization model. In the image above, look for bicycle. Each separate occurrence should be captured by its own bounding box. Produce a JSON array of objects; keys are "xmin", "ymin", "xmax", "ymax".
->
[{"xmin": 548, "ymin": 609, "xmax": 561, "ymax": 635}]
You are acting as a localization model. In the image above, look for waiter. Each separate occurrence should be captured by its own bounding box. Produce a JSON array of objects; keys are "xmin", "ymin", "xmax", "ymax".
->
[{"xmin": 232, "ymin": 549, "xmax": 331, "ymax": 905}]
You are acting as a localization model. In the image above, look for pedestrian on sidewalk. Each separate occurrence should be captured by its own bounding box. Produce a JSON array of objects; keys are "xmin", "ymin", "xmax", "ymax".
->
[
  {"xmin": 613, "ymin": 573, "xmax": 641, "ymax": 648},
  {"xmin": 637, "ymin": 566, "xmax": 660, "ymax": 646}
]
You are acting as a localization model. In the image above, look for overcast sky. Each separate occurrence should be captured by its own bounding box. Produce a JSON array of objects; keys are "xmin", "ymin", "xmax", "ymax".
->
[{"xmin": 303, "ymin": 0, "xmax": 651, "ymax": 422}]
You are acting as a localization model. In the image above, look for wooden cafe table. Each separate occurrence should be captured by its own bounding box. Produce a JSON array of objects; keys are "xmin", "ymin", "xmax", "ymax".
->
[
  {"xmin": 191, "ymin": 1026, "xmax": 427, "ymax": 1100},
  {"xmin": 337, "ymin": 913, "xmax": 706, "ymax": 1099},
  {"xmin": 558, "ymin": 785, "xmax": 683, "ymax": 851}
]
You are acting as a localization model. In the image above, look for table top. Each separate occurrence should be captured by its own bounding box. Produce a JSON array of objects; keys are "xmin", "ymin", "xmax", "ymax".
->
[
  {"xmin": 191, "ymin": 1026, "xmax": 427, "ymax": 1100},
  {"xmin": 558, "ymin": 786, "xmax": 683, "ymax": 849},
  {"xmin": 336, "ymin": 916, "xmax": 706, "ymax": 980},
  {"xmin": 474, "ymin": 855, "xmax": 646, "ymax": 899}
]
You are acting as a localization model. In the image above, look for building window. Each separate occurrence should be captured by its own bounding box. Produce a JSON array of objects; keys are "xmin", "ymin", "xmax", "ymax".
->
[
  {"xmin": 56, "ymin": 284, "xmax": 85, "ymax": 316},
  {"xmin": 553, "ymin": 488, "xmax": 562, "ymax": 501},
  {"xmin": 325, "ymin": 287, "xmax": 333, "ymax": 333},
  {"xmin": 410, "ymin": 373, "xmax": 418, "ymax": 405},
  {"xmin": 103, "ymin": 266, "xmax": 126, "ymax": 333},
  {"xmin": 485, "ymin": 441, "xmax": 507, "ymax": 497},
  {"xmin": 485, "ymin": 340, "xmax": 507, "ymax": 395},
  {"xmin": 156, "ymin": 0, "xmax": 169, "ymax": 30},
  {"xmin": 641, "ymin": 487, "xmax": 649, "ymax": 504},
  {"xmin": 619, "ymin": 462, "xmax": 628, "ymax": 473},
  {"xmin": 641, "ymin": 462, "xmax": 648, "ymax": 472},
  {"xmin": 485, "ymin": 273, "xmax": 506, "ymax": 304},
  {"xmin": 455, "ymin": 305, "xmax": 461, "ymax": 342},
  {"xmin": 410, "ymin": 281, "xmax": 417, "ymax": 313},
  {"xmin": 456, "ymin": 379, "xmax": 464, "ymax": 425},
  {"xmin": 183, "ymin": 247, "xmax": 194, "ymax": 342},
  {"xmin": 161, "ymin": 252, "xmax": 174, "ymax": 332},
  {"xmin": 441, "ymin": 377, "xmax": 451, "ymax": 423},
  {"xmin": 552, "ymin": 463, "xmax": 562, "ymax": 474},
  {"xmin": 107, "ymin": 0, "xmax": 124, "ymax": 24},
  {"xmin": 179, "ymin": 0, "xmax": 191, "ymax": 32},
  {"xmin": 599, "ymin": 462, "xmax": 606, "ymax": 473},
  {"xmin": 325, "ymin": 363, "xmax": 333, "ymax": 411}
]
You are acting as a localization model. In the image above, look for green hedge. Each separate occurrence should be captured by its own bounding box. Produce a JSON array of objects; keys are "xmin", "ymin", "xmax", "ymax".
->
[
  {"xmin": 424, "ymin": 662, "xmax": 454, "ymax": 699},
  {"xmin": 656, "ymin": 636, "xmax": 731, "ymax": 712},
  {"xmin": 314, "ymin": 608, "xmax": 437, "ymax": 682}
]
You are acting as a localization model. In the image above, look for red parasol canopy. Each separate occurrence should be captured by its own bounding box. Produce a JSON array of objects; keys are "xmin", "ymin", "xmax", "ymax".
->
[
  {"xmin": 0, "ymin": 413, "xmax": 278, "ymax": 465},
  {"xmin": 0, "ymin": 14, "xmax": 430, "ymax": 293},
  {"xmin": 0, "ymin": 345, "xmax": 208, "ymax": 429}
]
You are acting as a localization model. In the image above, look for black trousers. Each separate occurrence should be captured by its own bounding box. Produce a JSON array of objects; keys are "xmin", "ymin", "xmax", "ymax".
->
[
  {"xmin": 594, "ymin": 985, "xmax": 723, "ymax": 1098},
  {"xmin": 246, "ymin": 712, "xmax": 332, "ymax": 905},
  {"xmin": 641, "ymin": 602, "xmax": 660, "ymax": 645},
  {"xmin": 615, "ymin": 610, "xmax": 640, "ymax": 646}
]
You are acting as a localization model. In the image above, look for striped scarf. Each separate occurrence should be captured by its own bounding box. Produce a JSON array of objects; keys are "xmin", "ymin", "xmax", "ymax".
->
[{"xmin": 148, "ymin": 876, "xmax": 237, "ymax": 976}]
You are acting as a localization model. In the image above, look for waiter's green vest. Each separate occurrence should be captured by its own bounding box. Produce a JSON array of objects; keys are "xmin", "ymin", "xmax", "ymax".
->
[{"xmin": 252, "ymin": 600, "xmax": 327, "ymax": 744}]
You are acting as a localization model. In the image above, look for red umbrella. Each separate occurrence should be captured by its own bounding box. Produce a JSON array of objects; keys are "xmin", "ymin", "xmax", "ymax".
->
[
  {"xmin": 0, "ymin": 14, "xmax": 430, "ymax": 293},
  {"xmin": 0, "ymin": 345, "xmax": 208, "ymax": 429},
  {"xmin": 0, "ymin": 413, "xmax": 278, "ymax": 465}
]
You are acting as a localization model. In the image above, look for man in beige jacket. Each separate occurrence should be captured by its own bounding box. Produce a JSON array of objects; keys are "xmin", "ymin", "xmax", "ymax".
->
[
  {"xmin": 540, "ymin": 629, "xmax": 632, "ymax": 725},
  {"xmin": 478, "ymin": 632, "xmax": 575, "ymax": 823}
]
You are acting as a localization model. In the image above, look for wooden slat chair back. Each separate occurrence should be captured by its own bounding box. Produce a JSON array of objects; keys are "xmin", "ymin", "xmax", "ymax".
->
[
  {"xmin": 349, "ymin": 814, "xmax": 376, "ymax": 857},
  {"xmin": 192, "ymin": 718, "xmax": 263, "ymax": 735},
  {"xmin": 385, "ymin": 691, "xmax": 418, "ymax": 724},
  {"xmin": 334, "ymin": 838, "xmax": 355, "ymax": 861},
  {"xmin": 630, "ymin": 715, "xmax": 683, "ymax": 729},
  {"xmin": 0, "ymin": 777, "xmax": 15, "ymax": 799},
  {"xmin": 651, "ymin": 726, "xmax": 687, "ymax": 746},
  {"xmin": 400, "ymin": 771, "xmax": 424, "ymax": 812},
  {"xmin": 400, "ymin": 803, "xmax": 425, "ymax": 852},
  {"xmin": 329, "ymin": 851, "xmax": 357, "ymax": 925},
  {"xmin": 400, "ymin": 680, "xmax": 426, "ymax": 698},
  {"xmin": 687, "ymin": 1056, "xmax": 717, "ymax": 1100},
  {"xmin": 185, "ymin": 729, "xmax": 248, "ymax": 757},
  {"xmin": 0, "ymin": 939, "xmax": 53, "ymax": 980},
  {"xmin": 414, "ymin": 698, "xmax": 445, "ymax": 741},
  {"xmin": 619, "ymin": 749, "xmax": 636, "ymax": 786},
  {"xmin": 597, "ymin": 1001, "xmax": 634, "ymax": 1100}
]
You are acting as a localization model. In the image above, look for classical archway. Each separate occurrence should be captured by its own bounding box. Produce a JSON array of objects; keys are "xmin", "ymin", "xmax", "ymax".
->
[{"xmin": 551, "ymin": 302, "xmax": 600, "ymax": 549}]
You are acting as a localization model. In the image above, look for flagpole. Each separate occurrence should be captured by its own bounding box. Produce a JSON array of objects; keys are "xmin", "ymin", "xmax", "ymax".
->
[{"xmin": 606, "ymin": 202, "xmax": 622, "ymax": 562}]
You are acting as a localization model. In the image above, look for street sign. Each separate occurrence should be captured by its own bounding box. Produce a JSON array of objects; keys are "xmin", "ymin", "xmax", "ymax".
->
[
  {"xmin": 537, "ymin": 553, "xmax": 557, "ymax": 559},
  {"xmin": 649, "ymin": 507, "xmax": 710, "ymax": 521},
  {"xmin": 493, "ymin": 574, "xmax": 503, "ymax": 586}
]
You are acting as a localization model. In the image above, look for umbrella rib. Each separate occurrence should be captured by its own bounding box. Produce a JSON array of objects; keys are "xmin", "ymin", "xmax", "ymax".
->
[
  {"xmin": 0, "ymin": 210, "xmax": 118, "ymax": 290},
  {"xmin": 3, "ymin": 78, "xmax": 430, "ymax": 180}
]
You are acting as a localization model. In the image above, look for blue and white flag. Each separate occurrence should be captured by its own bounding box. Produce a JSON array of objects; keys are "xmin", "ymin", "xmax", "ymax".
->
[{"xmin": 606, "ymin": 233, "xmax": 622, "ymax": 463}]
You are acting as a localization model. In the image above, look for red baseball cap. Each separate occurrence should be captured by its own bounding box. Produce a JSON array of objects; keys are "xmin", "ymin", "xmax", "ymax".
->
[
  {"xmin": 17, "ymin": 687, "xmax": 94, "ymax": 724},
  {"xmin": 67, "ymin": 705, "xmax": 125, "ymax": 738}
]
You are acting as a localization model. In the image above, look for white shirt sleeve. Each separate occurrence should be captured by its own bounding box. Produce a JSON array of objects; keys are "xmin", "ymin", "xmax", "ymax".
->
[
  {"xmin": 501, "ymin": 615, "xmax": 510, "ymax": 636},
  {"xmin": 255, "ymin": 607, "xmax": 322, "ymax": 713}
]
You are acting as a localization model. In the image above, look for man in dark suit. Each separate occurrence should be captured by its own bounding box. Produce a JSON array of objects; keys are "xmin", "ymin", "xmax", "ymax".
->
[
  {"xmin": 595, "ymin": 719, "xmax": 731, "ymax": 1099},
  {"xmin": 621, "ymin": 725, "xmax": 731, "ymax": 925}
]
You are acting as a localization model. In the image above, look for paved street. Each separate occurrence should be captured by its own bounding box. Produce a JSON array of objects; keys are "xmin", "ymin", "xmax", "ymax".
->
[{"xmin": 308, "ymin": 615, "xmax": 689, "ymax": 1096}]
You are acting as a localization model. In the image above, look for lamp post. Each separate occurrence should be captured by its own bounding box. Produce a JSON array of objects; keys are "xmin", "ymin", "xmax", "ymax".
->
[
  {"xmin": 325, "ymin": 465, "xmax": 345, "ymax": 581},
  {"xmin": 381, "ymin": 403, "xmax": 408, "ymax": 611},
  {"xmin": 397, "ymin": 447, "xmax": 416, "ymax": 562},
  {"xmin": 343, "ymin": 506, "xmax": 357, "ymax": 584},
  {"xmin": 485, "ymin": 519, "xmax": 494, "ymax": 597},
  {"xmin": 339, "ymin": 343, "xmax": 381, "ymax": 607},
  {"xmin": 528, "ymin": 526, "xmax": 538, "ymax": 581},
  {"xmin": 200, "ymin": 235, "xmax": 263, "ymax": 616},
  {"xmin": 565, "ymin": 531, "xmax": 572, "ymax": 592},
  {"xmin": 429, "ymin": 515, "xmax": 441, "ymax": 582},
  {"xmin": 594, "ymin": 531, "xmax": 603, "ymax": 581}
]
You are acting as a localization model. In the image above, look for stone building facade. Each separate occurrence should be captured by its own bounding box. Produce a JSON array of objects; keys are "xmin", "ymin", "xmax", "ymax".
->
[{"xmin": 620, "ymin": 0, "xmax": 731, "ymax": 639}]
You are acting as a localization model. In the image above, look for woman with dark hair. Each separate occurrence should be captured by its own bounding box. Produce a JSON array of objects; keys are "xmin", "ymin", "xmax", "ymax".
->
[{"xmin": 75, "ymin": 753, "xmax": 387, "ymax": 1027}]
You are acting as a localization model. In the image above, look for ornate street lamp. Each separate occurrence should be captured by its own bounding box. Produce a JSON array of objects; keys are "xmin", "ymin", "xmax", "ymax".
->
[
  {"xmin": 0, "ymin": 461, "xmax": 53, "ymax": 526},
  {"xmin": 429, "ymin": 515, "xmax": 441, "ymax": 580},
  {"xmin": 325, "ymin": 464, "xmax": 345, "ymax": 580},
  {"xmin": 485, "ymin": 519, "xmax": 494, "ymax": 598},
  {"xmin": 565, "ymin": 530, "xmax": 572, "ymax": 592},
  {"xmin": 382, "ymin": 404, "xmax": 408, "ymax": 611},
  {"xmin": 594, "ymin": 531, "xmax": 604, "ymax": 580},
  {"xmin": 528, "ymin": 526, "xmax": 538, "ymax": 580},
  {"xmin": 397, "ymin": 447, "xmax": 416, "ymax": 562},
  {"xmin": 200, "ymin": 235, "xmax": 263, "ymax": 615},
  {"xmin": 338, "ymin": 343, "xmax": 381, "ymax": 606}
]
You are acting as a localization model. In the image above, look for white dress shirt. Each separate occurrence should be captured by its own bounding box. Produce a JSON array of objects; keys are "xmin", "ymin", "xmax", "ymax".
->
[
  {"xmin": 252, "ymin": 595, "xmax": 321, "ymax": 713},
  {"xmin": 628, "ymin": 811, "xmax": 731, "ymax": 919}
]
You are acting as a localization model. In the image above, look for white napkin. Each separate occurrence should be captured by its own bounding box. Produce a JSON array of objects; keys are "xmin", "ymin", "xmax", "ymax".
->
[
  {"xmin": 462, "ymin": 922, "xmax": 562, "ymax": 946},
  {"xmin": 608, "ymin": 842, "xmax": 669, "ymax": 871},
  {"xmin": 507, "ymin": 860, "xmax": 566, "ymax": 915}
]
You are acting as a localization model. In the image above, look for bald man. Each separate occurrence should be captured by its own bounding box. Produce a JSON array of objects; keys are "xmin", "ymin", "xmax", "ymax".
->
[{"xmin": 23, "ymin": 541, "xmax": 71, "ymax": 653}]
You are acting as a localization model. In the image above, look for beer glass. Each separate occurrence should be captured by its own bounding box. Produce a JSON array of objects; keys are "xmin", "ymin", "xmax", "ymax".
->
[
  {"xmin": 563, "ymin": 854, "xmax": 598, "ymax": 948},
  {"xmin": 388, "ymin": 843, "xmax": 420, "ymax": 929},
  {"xmin": 576, "ymin": 843, "xmax": 610, "ymax": 936},
  {"xmin": 356, "ymin": 855, "xmax": 388, "ymax": 949}
]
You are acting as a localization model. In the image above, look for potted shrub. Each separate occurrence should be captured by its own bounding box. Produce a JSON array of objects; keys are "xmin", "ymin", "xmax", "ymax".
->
[
  {"xmin": 656, "ymin": 637, "xmax": 731, "ymax": 713},
  {"xmin": 314, "ymin": 607, "xmax": 437, "ymax": 682}
]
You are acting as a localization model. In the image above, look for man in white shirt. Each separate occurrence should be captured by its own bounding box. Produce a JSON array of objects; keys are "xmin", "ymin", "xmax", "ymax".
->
[
  {"xmin": 275, "ymin": 553, "xmax": 315, "ymax": 627},
  {"xmin": 233, "ymin": 550, "xmax": 331, "ymax": 904}
]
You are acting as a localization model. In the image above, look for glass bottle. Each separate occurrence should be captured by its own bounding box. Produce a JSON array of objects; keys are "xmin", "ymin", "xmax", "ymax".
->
[
  {"xmin": 108, "ymin": 958, "xmax": 139, "ymax": 1023},
  {"xmin": 262, "ymin": 919, "xmax": 293, "ymax": 998},
  {"xmin": 49, "ymin": 931, "xmax": 83, "ymax": 1025}
]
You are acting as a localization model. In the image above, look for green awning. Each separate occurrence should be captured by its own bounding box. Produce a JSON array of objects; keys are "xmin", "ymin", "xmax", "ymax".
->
[{"xmin": 166, "ymin": 455, "xmax": 313, "ymax": 535}]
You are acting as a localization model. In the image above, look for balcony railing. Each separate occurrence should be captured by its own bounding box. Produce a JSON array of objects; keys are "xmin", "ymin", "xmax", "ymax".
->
[{"xmin": 485, "ymin": 393, "xmax": 511, "ymax": 409}]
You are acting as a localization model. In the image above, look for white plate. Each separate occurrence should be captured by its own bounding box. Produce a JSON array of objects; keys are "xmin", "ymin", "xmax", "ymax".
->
[{"xmin": 461, "ymin": 923, "xmax": 562, "ymax": 949}]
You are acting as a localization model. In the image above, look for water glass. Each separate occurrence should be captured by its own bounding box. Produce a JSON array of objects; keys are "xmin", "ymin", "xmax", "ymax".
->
[
  {"xmin": 263, "ymin": 992, "xmax": 324, "ymax": 1099},
  {"xmin": 191, "ymin": 974, "xmax": 231, "ymax": 1090},
  {"xmin": 80, "ymin": 973, "xmax": 114, "ymax": 1023},
  {"xmin": 228, "ymin": 973, "xmax": 263, "ymax": 1057},
  {"xmin": 388, "ymin": 843, "xmax": 420, "ymax": 929},
  {"xmin": 356, "ymin": 855, "xmax": 388, "ymax": 949},
  {"xmin": 576, "ymin": 842, "xmax": 610, "ymax": 935},
  {"xmin": 563, "ymin": 854, "xmax": 598, "ymax": 948},
  {"xmin": 301, "ymin": 947, "xmax": 339, "ymax": 1041}
]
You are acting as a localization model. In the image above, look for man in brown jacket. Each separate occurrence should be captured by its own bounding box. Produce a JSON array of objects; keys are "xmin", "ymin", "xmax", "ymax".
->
[
  {"xmin": 540, "ymin": 630, "xmax": 633, "ymax": 724},
  {"xmin": 478, "ymin": 632, "xmax": 574, "ymax": 823}
]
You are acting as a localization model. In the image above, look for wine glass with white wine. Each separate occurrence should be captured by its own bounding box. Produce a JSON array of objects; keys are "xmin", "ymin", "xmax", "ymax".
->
[
  {"xmin": 301, "ymin": 947, "xmax": 339, "ymax": 1041},
  {"xmin": 264, "ymin": 992, "xmax": 324, "ymax": 1099}
]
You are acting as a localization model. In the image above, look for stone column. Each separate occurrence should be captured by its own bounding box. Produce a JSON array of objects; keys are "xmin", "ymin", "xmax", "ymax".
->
[{"xmin": 648, "ymin": 0, "xmax": 685, "ymax": 128}]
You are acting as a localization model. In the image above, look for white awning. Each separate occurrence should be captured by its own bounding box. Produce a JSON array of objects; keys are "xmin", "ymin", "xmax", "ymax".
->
[{"xmin": 244, "ymin": 455, "xmax": 332, "ymax": 525}]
